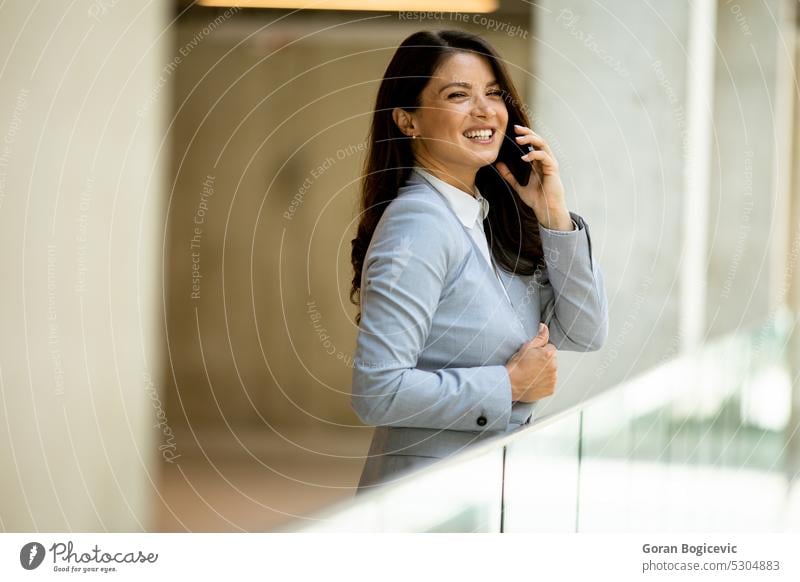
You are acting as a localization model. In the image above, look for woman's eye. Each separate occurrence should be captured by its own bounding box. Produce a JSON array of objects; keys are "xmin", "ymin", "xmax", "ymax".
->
[{"xmin": 448, "ymin": 90, "xmax": 503, "ymax": 99}]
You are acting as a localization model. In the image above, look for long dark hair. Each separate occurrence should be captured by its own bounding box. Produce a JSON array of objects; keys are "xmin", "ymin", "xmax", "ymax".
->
[{"xmin": 350, "ymin": 29, "xmax": 546, "ymax": 325}]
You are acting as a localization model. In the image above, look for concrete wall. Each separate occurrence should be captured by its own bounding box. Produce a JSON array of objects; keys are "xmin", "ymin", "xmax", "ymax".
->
[
  {"xmin": 706, "ymin": 0, "xmax": 796, "ymax": 338},
  {"xmin": 529, "ymin": 0, "xmax": 691, "ymax": 414},
  {"xmin": 529, "ymin": 0, "xmax": 798, "ymax": 416}
]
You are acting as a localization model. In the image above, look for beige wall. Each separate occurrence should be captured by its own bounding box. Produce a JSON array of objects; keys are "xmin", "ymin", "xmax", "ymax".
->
[{"xmin": 0, "ymin": 1, "xmax": 169, "ymax": 530}]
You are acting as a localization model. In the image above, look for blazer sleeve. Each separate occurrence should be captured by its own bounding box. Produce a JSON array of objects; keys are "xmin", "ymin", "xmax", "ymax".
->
[
  {"xmin": 538, "ymin": 211, "xmax": 609, "ymax": 351},
  {"xmin": 350, "ymin": 195, "xmax": 513, "ymax": 432}
]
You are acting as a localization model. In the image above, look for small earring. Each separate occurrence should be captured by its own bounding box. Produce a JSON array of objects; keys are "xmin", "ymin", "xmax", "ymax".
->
[{"xmin": 412, "ymin": 134, "xmax": 417, "ymax": 139}]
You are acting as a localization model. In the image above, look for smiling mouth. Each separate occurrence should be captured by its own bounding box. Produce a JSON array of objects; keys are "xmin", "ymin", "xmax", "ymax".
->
[{"xmin": 463, "ymin": 128, "xmax": 495, "ymax": 143}]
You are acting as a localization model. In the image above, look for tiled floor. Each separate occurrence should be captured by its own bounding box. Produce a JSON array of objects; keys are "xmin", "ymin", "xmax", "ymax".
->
[{"xmin": 151, "ymin": 424, "xmax": 373, "ymax": 532}]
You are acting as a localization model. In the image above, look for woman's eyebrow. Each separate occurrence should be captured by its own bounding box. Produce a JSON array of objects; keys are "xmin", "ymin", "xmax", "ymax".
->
[{"xmin": 438, "ymin": 79, "xmax": 500, "ymax": 93}]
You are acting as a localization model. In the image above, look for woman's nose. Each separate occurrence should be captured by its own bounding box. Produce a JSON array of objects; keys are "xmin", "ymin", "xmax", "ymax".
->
[{"xmin": 471, "ymin": 95, "xmax": 496, "ymax": 117}]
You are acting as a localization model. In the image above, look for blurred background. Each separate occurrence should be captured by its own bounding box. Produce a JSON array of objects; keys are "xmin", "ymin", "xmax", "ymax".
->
[{"xmin": 0, "ymin": 0, "xmax": 798, "ymax": 532}]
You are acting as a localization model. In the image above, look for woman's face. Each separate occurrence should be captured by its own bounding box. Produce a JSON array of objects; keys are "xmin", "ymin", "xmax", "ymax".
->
[{"xmin": 410, "ymin": 52, "xmax": 509, "ymax": 174}]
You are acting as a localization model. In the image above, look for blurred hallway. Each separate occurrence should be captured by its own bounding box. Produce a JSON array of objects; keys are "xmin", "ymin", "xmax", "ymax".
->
[{"xmin": 153, "ymin": 425, "xmax": 365, "ymax": 531}]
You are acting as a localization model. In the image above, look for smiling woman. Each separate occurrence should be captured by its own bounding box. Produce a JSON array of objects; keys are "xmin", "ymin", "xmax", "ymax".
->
[
  {"xmin": 350, "ymin": 31, "xmax": 549, "ymax": 316},
  {"xmin": 392, "ymin": 50, "xmax": 510, "ymax": 184},
  {"xmin": 349, "ymin": 29, "xmax": 608, "ymax": 493}
]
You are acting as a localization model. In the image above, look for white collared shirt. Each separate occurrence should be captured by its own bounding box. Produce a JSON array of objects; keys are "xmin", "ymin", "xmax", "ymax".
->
[{"xmin": 412, "ymin": 166, "xmax": 513, "ymax": 304}]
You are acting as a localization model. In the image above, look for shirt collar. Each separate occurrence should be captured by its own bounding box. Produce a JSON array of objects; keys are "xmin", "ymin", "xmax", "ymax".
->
[{"xmin": 412, "ymin": 166, "xmax": 490, "ymax": 228}]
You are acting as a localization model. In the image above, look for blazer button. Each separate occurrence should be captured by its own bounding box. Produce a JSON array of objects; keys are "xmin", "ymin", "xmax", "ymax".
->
[{"xmin": 476, "ymin": 416, "xmax": 487, "ymax": 426}]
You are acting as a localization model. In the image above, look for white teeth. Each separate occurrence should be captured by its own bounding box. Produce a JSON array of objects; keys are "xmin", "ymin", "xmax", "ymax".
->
[{"xmin": 464, "ymin": 129, "xmax": 493, "ymax": 139}]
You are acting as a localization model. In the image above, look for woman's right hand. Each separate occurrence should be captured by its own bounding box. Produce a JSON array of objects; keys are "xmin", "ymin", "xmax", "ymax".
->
[{"xmin": 504, "ymin": 323, "xmax": 558, "ymax": 403}]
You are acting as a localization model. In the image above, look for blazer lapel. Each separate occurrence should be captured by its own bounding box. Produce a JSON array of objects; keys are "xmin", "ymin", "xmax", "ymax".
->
[{"xmin": 407, "ymin": 170, "xmax": 521, "ymax": 318}]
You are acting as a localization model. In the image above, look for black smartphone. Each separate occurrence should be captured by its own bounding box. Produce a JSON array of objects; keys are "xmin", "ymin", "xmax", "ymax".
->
[{"xmin": 498, "ymin": 139, "xmax": 538, "ymax": 187}]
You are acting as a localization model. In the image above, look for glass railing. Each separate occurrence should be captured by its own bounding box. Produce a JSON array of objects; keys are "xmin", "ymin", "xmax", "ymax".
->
[
  {"xmin": 281, "ymin": 307, "xmax": 799, "ymax": 532},
  {"xmin": 576, "ymin": 309, "xmax": 798, "ymax": 532}
]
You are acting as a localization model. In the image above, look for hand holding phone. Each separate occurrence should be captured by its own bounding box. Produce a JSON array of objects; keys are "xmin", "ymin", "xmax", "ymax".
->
[{"xmin": 501, "ymin": 140, "xmax": 538, "ymax": 187}]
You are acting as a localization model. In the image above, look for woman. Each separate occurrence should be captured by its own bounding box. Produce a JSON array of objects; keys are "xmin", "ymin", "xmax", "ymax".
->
[{"xmin": 349, "ymin": 29, "xmax": 608, "ymax": 494}]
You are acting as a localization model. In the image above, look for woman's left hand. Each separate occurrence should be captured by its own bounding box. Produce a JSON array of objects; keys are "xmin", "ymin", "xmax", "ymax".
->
[{"xmin": 494, "ymin": 124, "xmax": 573, "ymax": 231}]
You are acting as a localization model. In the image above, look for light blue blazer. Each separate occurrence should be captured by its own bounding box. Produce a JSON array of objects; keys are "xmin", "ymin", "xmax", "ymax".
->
[{"xmin": 351, "ymin": 169, "xmax": 608, "ymax": 492}]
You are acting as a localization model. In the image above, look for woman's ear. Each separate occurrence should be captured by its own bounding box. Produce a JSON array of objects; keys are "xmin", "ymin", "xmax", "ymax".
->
[{"xmin": 392, "ymin": 107, "xmax": 416, "ymax": 138}]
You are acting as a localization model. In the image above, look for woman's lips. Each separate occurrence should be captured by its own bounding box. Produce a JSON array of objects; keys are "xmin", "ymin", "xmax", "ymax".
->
[{"xmin": 463, "ymin": 129, "xmax": 495, "ymax": 144}]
